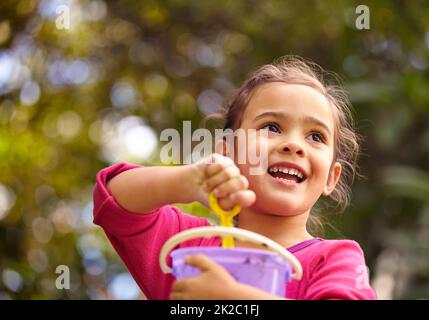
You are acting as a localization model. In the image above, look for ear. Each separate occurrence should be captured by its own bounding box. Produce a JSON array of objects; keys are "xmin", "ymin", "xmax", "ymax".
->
[{"xmin": 323, "ymin": 162, "xmax": 342, "ymax": 196}]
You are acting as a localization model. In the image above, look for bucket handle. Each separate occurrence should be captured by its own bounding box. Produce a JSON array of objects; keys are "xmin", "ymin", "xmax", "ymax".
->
[{"xmin": 159, "ymin": 226, "xmax": 303, "ymax": 280}]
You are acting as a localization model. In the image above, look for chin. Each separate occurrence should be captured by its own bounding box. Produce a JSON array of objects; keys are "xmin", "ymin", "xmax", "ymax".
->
[{"xmin": 252, "ymin": 194, "xmax": 308, "ymax": 216}]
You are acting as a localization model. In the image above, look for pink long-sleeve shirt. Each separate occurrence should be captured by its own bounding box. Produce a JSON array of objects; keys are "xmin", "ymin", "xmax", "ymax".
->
[{"xmin": 93, "ymin": 162, "xmax": 377, "ymax": 300}]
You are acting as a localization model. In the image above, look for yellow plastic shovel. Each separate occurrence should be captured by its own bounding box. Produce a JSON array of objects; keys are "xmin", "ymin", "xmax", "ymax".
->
[{"xmin": 209, "ymin": 192, "xmax": 241, "ymax": 248}]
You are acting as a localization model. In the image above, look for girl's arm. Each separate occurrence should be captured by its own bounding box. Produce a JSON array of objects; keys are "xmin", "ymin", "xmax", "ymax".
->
[
  {"xmin": 106, "ymin": 154, "xmax": 256, "ymax": 214},
  {"xmin": 106, "ymin": 164, "xmax": 202, "ymax": 214}
]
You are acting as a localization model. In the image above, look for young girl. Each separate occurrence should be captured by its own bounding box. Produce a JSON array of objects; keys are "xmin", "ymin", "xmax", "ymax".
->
[{"xmin": 93, "ymin": 56, "xmax": 377, "ymax": 300}]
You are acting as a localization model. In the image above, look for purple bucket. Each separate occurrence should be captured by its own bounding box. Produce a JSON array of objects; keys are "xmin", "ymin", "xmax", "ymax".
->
[{"xmin": 171, "ymin": 247, "xmax": 292, "ymax": 296}]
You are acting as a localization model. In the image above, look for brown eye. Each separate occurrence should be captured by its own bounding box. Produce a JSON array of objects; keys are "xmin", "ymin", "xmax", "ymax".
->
[
  {"xmin": 309, "ymin": 132, "xmax": 324, "ymax": 143},
  {"xmin": 261, "ymin": 123, "xmax": 281, "ymax": 133}
]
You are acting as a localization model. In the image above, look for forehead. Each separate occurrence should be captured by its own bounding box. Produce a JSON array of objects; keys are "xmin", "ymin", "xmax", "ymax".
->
[{"xmin": 242, "ymin": 82, "xmax": 334, "ymax": 129}]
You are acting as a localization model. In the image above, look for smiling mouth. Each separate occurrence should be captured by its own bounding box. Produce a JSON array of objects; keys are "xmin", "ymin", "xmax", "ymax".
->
[{"xmin": 267, "ymin": 165, "xmax": 307, "ymax": 183}]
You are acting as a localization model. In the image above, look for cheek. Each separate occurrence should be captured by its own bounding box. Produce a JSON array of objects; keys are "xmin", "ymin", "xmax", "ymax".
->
[
  {"xmin": 237, "ymin": 161, "xmax": 259, "ymax": 182},
  {"xmin": 311, "ymin": 151, "xmax": 333, "ymax": 178},
  {"xmin": 236, "ymin": 136, "xmax": 269, "ymax": 168},
  {"xmin": 245, "ymin": 172, "xmax": 264, "ymax": 195}
]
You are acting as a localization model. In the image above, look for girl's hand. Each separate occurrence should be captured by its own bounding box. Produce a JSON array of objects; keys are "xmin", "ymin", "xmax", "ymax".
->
[
  {"xmin": 188, "ymin": 153, "xmax": 256, "ymax": 211},
  {"xmin": 170, "ymin": 254, "xmax": 241, "ymax": 300},
  {"xmin": 170, "ymin": 254, "xmax": 286, "ymax": 300}
]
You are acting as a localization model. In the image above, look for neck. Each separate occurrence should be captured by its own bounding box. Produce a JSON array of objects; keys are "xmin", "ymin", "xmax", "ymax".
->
[{"xmin": 236, "ymin": 207, "xmax": 314, "ymax": 249}]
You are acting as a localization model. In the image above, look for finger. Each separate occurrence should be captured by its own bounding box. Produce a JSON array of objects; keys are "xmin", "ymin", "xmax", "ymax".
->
[
  {"xmin": 196, "ymin": 153, "xmax": 226, "ymax": 165},
  {"xmin": 205, "ymin": 165, "xmax": 241, "ymax": 191},
  {"xmin": 229, "ymin": 190, "xmax": 256, "ymax": 208},
  {"xmin": 212, "ymin": 175, "xmax": 248, "ymax": 198},
  {"xmin": 209, "ymin": 153, "xmax": 234, "ymax": 166},
  {"xmin": 170, "ymin": 291, "xmax": 187, "ymax": 300},
  {"xmin": 205, "ymin": 154, "xmax": 234, "ymax": 174},
  {"xmin": 217, "ymin": 196, "xmax": 238, "ymax": 211},
  {"xmin": 172, "ymin": 279, "xmax": 188, "ymax": 292},
  {"xmin": 197, "ymin": 153, "xmax": 233, "ymax": 172},
  {"xmin": 205, "ymin": 160, "xmax": 236, "ymax": 178},
  {"xmin": 217, "ymin": 190, "xmax": 255, "ymax": 210},
  {"xmin": 185, "ymin": 254, "xmax": 222, "ymax": 273}
]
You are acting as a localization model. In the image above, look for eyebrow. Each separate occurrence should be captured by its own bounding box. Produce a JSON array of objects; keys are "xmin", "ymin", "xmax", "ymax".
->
[{"xmin": 253, "ymin": 111, "xmax": 332, "ymax": 136}]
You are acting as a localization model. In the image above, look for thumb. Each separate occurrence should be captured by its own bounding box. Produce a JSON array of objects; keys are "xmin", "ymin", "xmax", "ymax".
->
[
  {"xmin": 195, "ymin": 153, "xmax": 234, "ymax": 167},
  {"xmin": 185, "ymin": 254, "xmax": 222, "ymax": 272}
]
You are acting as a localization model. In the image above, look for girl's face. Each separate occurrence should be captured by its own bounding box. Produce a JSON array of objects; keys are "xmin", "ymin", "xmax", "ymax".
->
[{"xmin": 235, "ymin": 82, "xmax": 341, "ymax": 216}]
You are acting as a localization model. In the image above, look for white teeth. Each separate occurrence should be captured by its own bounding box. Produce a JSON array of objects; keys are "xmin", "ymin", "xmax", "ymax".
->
[
  {"xmin": 268, "ymin": 165, "xmax": 305, "ymax": 180},
  {"xmin": 279, "ymin": 167, "xmax": 289, "ymax": 174}
]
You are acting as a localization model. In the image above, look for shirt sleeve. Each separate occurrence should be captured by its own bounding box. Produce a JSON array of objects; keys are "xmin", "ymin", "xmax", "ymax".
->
[
  {"xmin": 304, "ymin": 240, "xmax": 377, "ymax": 300},
  {"xmin": 92, "ymin": 162, "xmax": 211, "ymax": 299}
]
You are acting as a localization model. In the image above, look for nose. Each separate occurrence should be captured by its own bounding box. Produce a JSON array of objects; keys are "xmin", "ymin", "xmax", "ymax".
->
[{"xmin": 278, "ymin": 140, "xmax": 305, "ymax": 156}]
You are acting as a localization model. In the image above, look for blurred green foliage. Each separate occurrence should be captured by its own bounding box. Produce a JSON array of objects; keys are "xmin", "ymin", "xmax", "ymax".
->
[{"xmin": 0, "ymin": 0, "xmax": 428, "ymax": 299}]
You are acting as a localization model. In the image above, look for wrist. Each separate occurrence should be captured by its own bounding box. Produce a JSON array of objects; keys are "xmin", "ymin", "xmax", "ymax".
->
[{"xmin": 176, "ymin": 163, "xmax": 205, "ymax": 204}]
